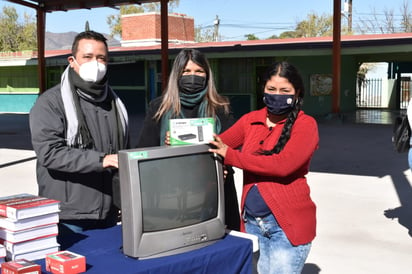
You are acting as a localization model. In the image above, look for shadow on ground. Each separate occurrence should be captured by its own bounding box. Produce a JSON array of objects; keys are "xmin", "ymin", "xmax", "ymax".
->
[
  {"xmin": 312, "ymin": 120, "xmax": 412, "ymax": 237},
  {"xmin": 311, "ymin": 121, "xmax": 408, "ymax": 177},
  {"xmin": 0, "ymin": 113, "xmax": 144, "ymax": 150},
  {"xmin": 0, "ymin": 114, "xmax": 32, "ymax": 150},
  {"xmin": 302, "ymin": 263, "xmax": 321, "ymax": 274}
]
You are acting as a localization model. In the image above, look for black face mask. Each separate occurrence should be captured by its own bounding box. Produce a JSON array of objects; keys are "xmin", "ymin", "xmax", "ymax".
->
[
  {"xmin": 263, "ymin": 93, "xmax": 295, "ymax": 115},
  {"xmin": 178, "ymin": 75, "xmax": 207, "ymax": 94}
]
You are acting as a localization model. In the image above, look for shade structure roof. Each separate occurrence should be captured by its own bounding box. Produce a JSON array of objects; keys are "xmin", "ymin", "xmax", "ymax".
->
[
  {"xmin": 6, "ymin": 0, "xmax": 159, "ymax": 12},
  {"xmin": 5, "ymin": 0, "xmax": 168, "ymax": 92}
]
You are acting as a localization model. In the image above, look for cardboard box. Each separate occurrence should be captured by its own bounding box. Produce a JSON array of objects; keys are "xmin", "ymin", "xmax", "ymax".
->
[
  {"xmin": 45, "ymin": 251, "xmax": 85, "ymax": 274},
  {"xmin": 1, "ymin": 259, "xmax": 41, "ymax": 274},
  {"xmin": 170, "ymin": 118, "xmax": 215, "ymax": 145}
]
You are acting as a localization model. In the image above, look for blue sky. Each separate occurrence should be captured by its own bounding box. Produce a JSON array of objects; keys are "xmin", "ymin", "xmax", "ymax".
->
[{"xmin": 1, "ymin": 0, "xmax": 409, "ymax": 41}]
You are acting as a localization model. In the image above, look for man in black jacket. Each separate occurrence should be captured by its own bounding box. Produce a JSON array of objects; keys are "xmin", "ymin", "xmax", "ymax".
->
[{"xmin": 29, "ymin": 31, "xmax": 129, "ymax": 236}]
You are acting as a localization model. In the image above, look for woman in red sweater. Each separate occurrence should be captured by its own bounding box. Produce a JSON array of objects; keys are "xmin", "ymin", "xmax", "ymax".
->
[{"xmin": 210, "ymin": 61, "xmax": 319, "ymax": 274}]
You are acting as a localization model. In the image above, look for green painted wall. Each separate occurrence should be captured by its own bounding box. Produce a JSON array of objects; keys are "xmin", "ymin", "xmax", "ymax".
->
[
  {"xmin": 0, "ymin": 53, "xmax": 362, "ymax": 117},
  {"xmin": 285, "ymin": 55, "xmax": 358, "ymax": 116},
  {"xmin": 0, "ymin": 66, "xmax": 39, "ymax": 113},
  {"xmin": 0, "ymin": 66, "xmax": 38, "ymax": 93}
]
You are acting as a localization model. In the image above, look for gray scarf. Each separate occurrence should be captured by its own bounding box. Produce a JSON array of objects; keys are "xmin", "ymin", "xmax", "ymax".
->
[{"xmin": 60, "ymin": 65, "xmax": 128, "ymax": 148}]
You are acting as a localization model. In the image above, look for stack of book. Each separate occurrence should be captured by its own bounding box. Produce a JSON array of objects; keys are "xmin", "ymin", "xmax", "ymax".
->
[
  {"xmin": 0, "ymin": 193, "xmax": 60, "ymax": 261},
  {"xmin": 1, "ymin": 258, "xmax": 42, "ymax": 274}
]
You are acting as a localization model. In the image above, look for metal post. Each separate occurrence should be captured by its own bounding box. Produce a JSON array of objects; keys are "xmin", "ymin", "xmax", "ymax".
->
[
  {"xmin": 160, "ymin": 0, "xmax": 169, "ymax": 92},
  {"xmin": 36, "ymin": 8, "xmax": 46, "ymax": 93},
  {"xmin": 348, "ymin": 0, "xmax": 352, "ymax": 32},
  {"xmin": 213, "ymin": 15, "xmax": 220, "ymax": 42},
  {"xmin": 332, "ymin": 0, "xmax": 341, "ymax": 113}
]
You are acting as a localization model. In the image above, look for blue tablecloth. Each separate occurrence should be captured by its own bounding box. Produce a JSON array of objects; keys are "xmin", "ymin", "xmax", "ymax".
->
[{"xmin": 37, "ymin": 225, "xmax": 253, "ymax": 273}]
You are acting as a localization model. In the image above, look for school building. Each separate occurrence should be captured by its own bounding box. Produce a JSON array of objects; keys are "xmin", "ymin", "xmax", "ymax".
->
[{"xmin": 1, "ymin": 12, "xmax": 412, "ymax": 119}]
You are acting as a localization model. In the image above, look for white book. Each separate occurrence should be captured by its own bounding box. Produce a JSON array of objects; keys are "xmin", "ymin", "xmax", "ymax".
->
[
  {"xmin": 0, "ymin": 193, "xmax": 60, "ymax": 221},
  {"xmin": 0, "ymin": 224, "xmax": 58, "ymax": 243},
  {"xmin": 226, "ymin": 229, "xmax": 260, "ymax": 253},
  {"xmin": 7, "ymin": 245, "xmax": 60, "ymax": 261},
  {"xmin": 1, "ymin": 236, "xmax": 58, "ymax": 254},
  {"xmin": 0, "ymin": 212, "xmax": 59, "ymax": 231}
]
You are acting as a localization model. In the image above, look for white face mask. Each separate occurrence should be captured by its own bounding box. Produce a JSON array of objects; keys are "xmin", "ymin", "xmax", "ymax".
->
[{"xmin": 73, "ymin": 58, "xmax": 107, "ymax": 82}]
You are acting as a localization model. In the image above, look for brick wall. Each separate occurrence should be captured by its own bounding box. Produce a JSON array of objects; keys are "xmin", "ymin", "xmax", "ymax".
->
[{"xmin": 121, "ymin": 12, "xmax": 194, "ymax": 46}]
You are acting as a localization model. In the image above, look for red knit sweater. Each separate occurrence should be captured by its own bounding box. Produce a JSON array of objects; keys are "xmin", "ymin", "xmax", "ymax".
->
[{"xmin": 220, "ymin": 108, "xmax": 319, "ymax": 246}]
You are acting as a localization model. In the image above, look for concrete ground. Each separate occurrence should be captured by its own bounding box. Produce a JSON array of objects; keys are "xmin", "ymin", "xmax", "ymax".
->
[
  {"xmin": 304, "ymin": 121, "xmax": 412, "ymax": 274},
  {"xmin": 1, "ymin": 112, "xmax": 411, "ymax": 274}
]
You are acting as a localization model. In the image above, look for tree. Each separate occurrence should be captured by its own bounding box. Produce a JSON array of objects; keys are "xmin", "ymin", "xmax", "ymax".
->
[
  {"xmin": 294, "ymin": 13, "xmax": 333, "ymax": 38},
  {"xmin": 18, "ymin": 13, "xmax": 37, "ymax": 50},
  {"xmin": 245, "ymin": 34, "xmax": 259, "ymax": 40},
  {"xmin": 195, "ymin": 25, "xmax": 215, "ymax": 42},
  {"xmin": 278, "ymin": 31, "xmax": 299, "ymax": 39},
  {"xmin": 0, "ymin": 6, "xmax": 37, "ymax": 51},
  {"xmin": 356, "ymin": 7, "xmax": 395, "ymax": 34},
  {"xmin": 275, "ymin": 13, "xmax": 336, "ymax": 39},
  {"xmin": 355, "ymin": 0, "xmax": 412, "ymax": 34},
  {"xmin": 400, "ymin": 0, "xmax": 412, "ymax": 32},
  {"xmin": 107, "ymin": 1, "xmax": 180, "ymax": 38},
  {"xmin": 266, "ymin": 34, "xmax": 279, "ymax": 39}
]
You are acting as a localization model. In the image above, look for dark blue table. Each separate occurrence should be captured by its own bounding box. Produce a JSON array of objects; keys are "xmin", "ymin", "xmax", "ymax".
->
[{"xmin": 37, "ymin": 225, "xmax": 253, "ymax": 273}]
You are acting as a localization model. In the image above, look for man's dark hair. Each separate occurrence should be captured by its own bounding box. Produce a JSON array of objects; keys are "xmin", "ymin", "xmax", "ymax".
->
[{"xmin": 71, "ymin": 30, "xmax": 108, "ymax": 56}]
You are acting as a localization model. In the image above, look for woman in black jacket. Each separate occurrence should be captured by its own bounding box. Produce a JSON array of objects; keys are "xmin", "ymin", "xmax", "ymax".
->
[{"xmin": 136, "ymin": 48, "xmax": 240, "ymax": 230}]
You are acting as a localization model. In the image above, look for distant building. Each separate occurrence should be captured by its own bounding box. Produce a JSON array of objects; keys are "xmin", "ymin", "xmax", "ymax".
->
[{"xmin": 121, "ymin": 12, "xmax": 195, "ymax": 47}]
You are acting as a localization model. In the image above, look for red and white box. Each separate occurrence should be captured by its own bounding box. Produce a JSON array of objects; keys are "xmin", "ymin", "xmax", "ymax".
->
[
  {"xmin": 1, "ymin": 259, "xmax": 41, "ymax": 274},
  {"xmin": 45, "ymin": 250, "xmax": 86, "ymax": 274}
]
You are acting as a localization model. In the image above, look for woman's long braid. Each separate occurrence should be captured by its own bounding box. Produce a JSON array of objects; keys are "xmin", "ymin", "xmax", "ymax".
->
[
  {"xmin": 258, "ymin": 99, "xmax": 302, "ymax": 155},
  {"xmin": 271, "ymin": 99, "xmax": 302, "ymax": 154}
]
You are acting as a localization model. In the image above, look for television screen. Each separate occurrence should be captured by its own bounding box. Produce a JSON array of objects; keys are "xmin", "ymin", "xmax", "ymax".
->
[
  {"xmin": 118, "ymin": 144, "xmax": 225, "ymax": 259},
  {"xmin": 139, "ymin": 152, "xmax": 218, "ymax": 232}
]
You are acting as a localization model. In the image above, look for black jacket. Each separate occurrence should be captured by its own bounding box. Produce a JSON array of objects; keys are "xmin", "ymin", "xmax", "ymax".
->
[
  {"xmin": 136, "ymin": 96, "xmax": 236, "ymax": 147},
  {"xmin": 29, "ymin": 84, "xmax": 128, "ymax": 221}
]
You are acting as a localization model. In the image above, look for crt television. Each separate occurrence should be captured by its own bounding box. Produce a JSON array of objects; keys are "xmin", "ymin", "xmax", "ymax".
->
[{"xmin": 118, "ymin": 144, "xmax": 226, "ymax": 259}]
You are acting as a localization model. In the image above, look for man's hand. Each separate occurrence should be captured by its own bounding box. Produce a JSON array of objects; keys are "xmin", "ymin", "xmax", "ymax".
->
[{"xmin": 103, "ymin": 154, "xmax": 118, "ymax": 168}]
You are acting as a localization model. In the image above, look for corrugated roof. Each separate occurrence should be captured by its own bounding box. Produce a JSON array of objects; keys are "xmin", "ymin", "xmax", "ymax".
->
[
  {"xmin": 6, "ymin": 0, "xmax": 159, "ymax": 12},
  {"xmin": 109, "ymin": 32, "xmax": 412, "ymax": 52},
  {"xmin": 36, "ymin": 32, "xmax": 412, "ymax": 58}
]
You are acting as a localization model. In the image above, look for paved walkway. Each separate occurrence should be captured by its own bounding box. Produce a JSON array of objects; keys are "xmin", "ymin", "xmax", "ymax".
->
[
  {"xmin": 305, "ymin": 121, "xmax": 412, "ymax": 274},
  {"xmin": 1, "ymin": 112, "xmax": 411, "ymax": 273}
]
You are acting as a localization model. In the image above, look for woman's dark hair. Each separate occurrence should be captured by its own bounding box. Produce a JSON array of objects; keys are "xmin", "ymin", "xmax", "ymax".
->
[
  {"xmin": 171, "ymin": 48, "xmax": 211, "ymax": 82},
  {"xmin": 154, "ymin": 48, "xmax": 230, "ymax": 120},
  {"xmin": 259, "ymin": 61, "xmax": 305, "ymax": 155}
]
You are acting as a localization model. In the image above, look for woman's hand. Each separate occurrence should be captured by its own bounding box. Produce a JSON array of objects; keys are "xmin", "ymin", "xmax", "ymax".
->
[
  {"xmin": 223, "ymin": 166, "xmax": 229, "ymax": 180},
  {"xmin": 164, "ymin": 131, "xmax": 171, "ymax": 146},
  {"xmin": 209, "ymin": 134, "xmax": 228, "ymax": 158}
]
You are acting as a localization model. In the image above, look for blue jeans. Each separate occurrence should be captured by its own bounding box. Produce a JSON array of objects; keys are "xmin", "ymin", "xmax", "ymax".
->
[
  {"xmin": 59, "ymin": 217, "xmax": 118, "ymax": 234},
  {"xmin": 244, "ymin": 212, "xmax": 311, "ymax": 274}
]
